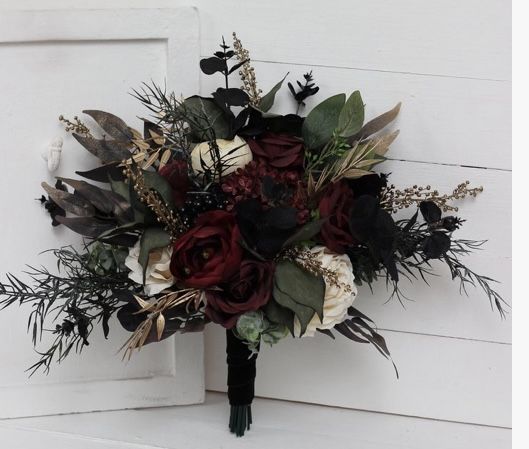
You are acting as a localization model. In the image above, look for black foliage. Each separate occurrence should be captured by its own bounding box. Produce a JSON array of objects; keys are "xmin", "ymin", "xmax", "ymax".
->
[
  {"xmin": 117, "ymin": 292, "xmax": 205, "ymax": 344},
  {"xmin": 240, "ymin": 108, "xmax": 304, "ymax": 138},
  {"xmin": 422, "ymin": 231, "xmax": 451, "ymax": 259},
  {"xmin": 348, "ymin": 173, "xmax": 388, "ymax": 198},
  {"xmin": 288, "ymin": 71, "xmax": 320, "ymax": 113},
  {"xmin": 235, "ymin": 199, "xmax": 298, "ymax": 259},
  {"xmin": 349, "ymin": 195, "xmax": 398, "ymax": 281},
  {"xmin": 0, "ymin": 246, "xmax": 135, "ymax": 375},
  {"xmin": 38, "ymin": 179, "xmax": 67, "ymax": 226},
  {"xmin": 75, "ymin": 163, "xmax": 125, "ymax": 183}
]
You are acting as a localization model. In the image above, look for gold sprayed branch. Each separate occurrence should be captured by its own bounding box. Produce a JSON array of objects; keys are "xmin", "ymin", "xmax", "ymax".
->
[
  {"xmin": 232, "ymin": 32, "xmax": 262, "ymax": 106},
  {"xmin": 59, "ymin": 114, "xmax": 92, "ymax": 136},
  {"xmin": 123, "ymin": 164, "xmax": 187, "ymax": 239},
  {"xmin": 120, "ymin": 289, "xmax": 203, "ymax": 360},
  {"xmin": 380, "ymin": 180, "xmax": 483, "ymax": 213}
]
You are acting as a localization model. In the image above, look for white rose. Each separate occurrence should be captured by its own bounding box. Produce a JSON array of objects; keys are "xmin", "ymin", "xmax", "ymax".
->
[
  {"xmin": 190, "ymin": 135, "xmax": 252, "ymax": 176},
  {"xmin": 125, "ymin": 241, "xmax": 175, "ymax": 296},
  {"xmin": 295, "ymin": 246, "xmax": 358, "ymax": 337}
]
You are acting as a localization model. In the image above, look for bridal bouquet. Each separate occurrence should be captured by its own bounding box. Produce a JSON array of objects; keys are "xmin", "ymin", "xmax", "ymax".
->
[{"xmin": 0, "ymin": 35, "xmax": 506, "ymax": 436}]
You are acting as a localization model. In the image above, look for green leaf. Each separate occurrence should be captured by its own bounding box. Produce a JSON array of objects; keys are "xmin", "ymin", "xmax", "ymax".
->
[
  {"xmin": 273, "ymin": 260, "xmax": 325, "ymax": 336},
  {"xmin": 283, "ymin": 218, "xmax": 327, "ymax": 247},
  {"xmin": 139, "ymin": 227, "xmax": 171, "ymax": 282},
  {"xmin": 109, "ymin": 179, "xmax": 130, "ymax": 203},
  {"xmin": 182, "ymin": 96, "xmax": 230, "ymax": 140},
  {"xmin": 258, "ymin": 73, "xmax": 288, "ymax": 112},
  {"xmin": 263, "ymin": 298, "xmax": 295, "ymax": 336},
  {"xmin": 302, "ymin": 93, "xmax": 345, "ymax": 150},
  {"xmin": 336, "ymin": 91, "xmax": 364, "ymax": 137},
  {"xmin": 142, "ymin": 170, "xmax": 175, "ymax": 208}
]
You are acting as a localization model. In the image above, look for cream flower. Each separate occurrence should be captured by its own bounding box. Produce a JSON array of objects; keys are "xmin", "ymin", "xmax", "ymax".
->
[
  {"xmin": 295, "ymin": 246, "xmax": 358, "ymax": 337},
  {"xmin": 190, "ymin": 135, "xmax": 252, "ymax": 176},
  {"xmin": 125, "ymin": 242, "xmax": 175, "ymax": 296}
]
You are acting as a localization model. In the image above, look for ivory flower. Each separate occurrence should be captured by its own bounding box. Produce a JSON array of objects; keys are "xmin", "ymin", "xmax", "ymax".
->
[
  {"xmin": 125, "ymin": 242, "xmax": 175, "ymax": 295},
  {"xmin": 190, "ymin": 135, "xmax": 252, "ymax": 176},
  {"xmin": 295, "ymin": 246, "xmax": 358, "ymax": 337}
]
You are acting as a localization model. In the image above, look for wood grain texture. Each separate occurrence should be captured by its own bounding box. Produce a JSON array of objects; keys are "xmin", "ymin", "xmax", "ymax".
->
[
  {"xmin": 0, "ymin": 7, "xmax": 204, "ymax": 418},
  {"xmin": 205, "ymin": 327, "xmax": 511, "ymax": 428},
  {"xmin": 0, "ymin": 392, "xmax": 511, "ymax": 449},
  {"xmin": 202, "ymin": 61, "xmax": 511, "ymax": 169},
  {"xmin": 195, "ymin": 0, "xmax": 511, "ymax": 81}
]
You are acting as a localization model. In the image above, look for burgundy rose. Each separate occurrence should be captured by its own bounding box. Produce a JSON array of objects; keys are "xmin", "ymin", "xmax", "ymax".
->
[
  {"xmin": 205, "ymin": 260, "xmax": 274, "ymax": 328},
  {"xmin": 159, "ymin": 160, "xmax": 190, "ymax": 207},
  {"xmin": 170, "ymin": 210, "xmax": 243, "ymax": 288},
  {"xmin": 318, "ymin": 180, "xmax": 356, "ymax": 253},
  {"xmin": 247, "ymin": 132, "xmax": 304, "ymax": 169}
]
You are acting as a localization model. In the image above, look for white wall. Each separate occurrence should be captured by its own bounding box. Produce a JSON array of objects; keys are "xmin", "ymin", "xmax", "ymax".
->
[{"xmin": 1, "ymin": 0, "xmax": 512, "ymax": 441}]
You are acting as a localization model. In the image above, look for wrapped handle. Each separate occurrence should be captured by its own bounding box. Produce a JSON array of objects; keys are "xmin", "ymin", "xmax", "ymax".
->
[{"xmin": 226, "ymin": 329, "xmax": 258, "ymax": 436}]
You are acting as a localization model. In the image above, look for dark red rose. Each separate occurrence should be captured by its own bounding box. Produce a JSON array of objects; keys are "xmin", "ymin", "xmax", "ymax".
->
[
  {"xmin": 170, "ymin": 210, "xmax": 243, "ymax": 288},
  {"xmin": 205, "ymin": 260, "xmax": 274, "ymax": 328},
  {"xmin": 159, "ymin": 160, "xmax": 190, "ymax": 207},
  {"xmin": 318, "ymin": 180, "xmax": 356, "ymax": 253},
  {"xmin": 248, "ymin": 132, "xmax": 304, "ymax": 168}
]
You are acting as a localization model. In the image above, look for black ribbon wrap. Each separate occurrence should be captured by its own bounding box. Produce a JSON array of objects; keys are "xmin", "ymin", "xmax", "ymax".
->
[{"xmin": 226, "ymin": 328, "xmax": 258, "ymax": 437}]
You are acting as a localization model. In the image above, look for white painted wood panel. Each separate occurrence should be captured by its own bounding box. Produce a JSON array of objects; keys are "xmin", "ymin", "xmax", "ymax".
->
[
  {"xmin": 205, "ymin": 327, "xmax": 511, "ymax": 428},
  {"xmin": 195, "ymin": 0, "xmax": 511, "ymax": 81},
  {"xmin": 0, "ymin": 392, "xmax": 512, "ymax": 449},
  {"xmin": 202, "ymin": 61, "xmax": 511, "ymax": 169},
  {"xmin": 0, "ymin": 8, "xmax": 204, "ymax": 418}
]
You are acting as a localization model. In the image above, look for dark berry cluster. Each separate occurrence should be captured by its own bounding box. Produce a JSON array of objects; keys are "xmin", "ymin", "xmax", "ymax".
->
[{"xmin": 178, "ymin": 186, "xmax": 229, "ymax": 228}]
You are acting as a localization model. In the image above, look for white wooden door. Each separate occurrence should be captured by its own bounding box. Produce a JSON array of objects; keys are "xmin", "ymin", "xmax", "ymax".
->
[
  {"xmin": 201, "ymin": 0, "xmax": 512, "ymax": 430},
  {"xmin": 0, "ymin": 8, "xmax": 204, "ymax": 418}
]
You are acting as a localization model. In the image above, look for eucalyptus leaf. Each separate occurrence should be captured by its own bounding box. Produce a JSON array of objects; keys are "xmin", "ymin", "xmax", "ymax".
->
[
  {"xmin": 55, "ymin": 216, "xmax": 115, "ymax": 238},
  {"xmin": 76, "ymin": 163, "xmax": 124, "ymax": 183},
  {"xmin": 41, "ymin": 182, "xmax": 95, "ymax": 217},
  {"xmin": 273, "ymin": 284, "xmax": 315, "ymax": 336},
  {"xmin": 263, "ymin": 297, "xmax": 295, "ymax": 336},
  {"xmin": 259, "ymin": 73, "xmax": 288, "ymax": 112},
  {"xmin": 182, "ymin": 96, "xmax": 230, "ymax": 140},
  {"xmin": 355, "ymin": 102, "xmax": 401, "ymax": 140},
  {"xmin": 273, "ymin": 260, "xmax": 325, "ymax": 336},
  {"xmin": 336, "ymin": 91, "xmax": 364, "ymax": 137},
  {"xmin": 302, "ymin": 93, "xmax": 345, "ymax": 150},
  {"xmin": 72, "ymin": 134, "xmax": 132, "ymax": 163},
  {"xmin": 83, "ymin": 110, "xmax": 133, "ymax": 141},
  {"xmin": 58, "ymin": 177, "xmax": 130, "ymax": 218},
  {"xmin": 138, "ymin": 227, "xmax": 171, "ymax": 282},
  {"xmin": 142, "ymin": 170, "xmax": 175, "ymax": 208},
  {"xmin": 199, "ymin": 56, "xmax": 226, "ymax": 75},
  {"xmin": 283, "ymin": 218, "xmax": 327, "ymax": 247}
]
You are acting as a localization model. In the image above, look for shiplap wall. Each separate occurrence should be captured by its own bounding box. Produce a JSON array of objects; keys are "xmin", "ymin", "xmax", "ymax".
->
[
  {"xmin": 196, "ymin": 0, "xmax": 512, "ymax": 432},
  {"xmin": 1, "ymin": 0, "xmax": 511, "ymax": 442}
]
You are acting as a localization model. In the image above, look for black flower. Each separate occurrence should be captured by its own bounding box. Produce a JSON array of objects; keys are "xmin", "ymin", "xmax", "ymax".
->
[
  {"xmin": 348, "ymin": 195, "xmax": 398, "ymax": 280},
  {"xmin": 235, "ymin": 199, "xmax": 298, "ymax": 259}
]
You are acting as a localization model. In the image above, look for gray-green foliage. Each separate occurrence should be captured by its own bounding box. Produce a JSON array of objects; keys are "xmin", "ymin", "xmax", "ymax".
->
[
  {"xmin": 235, "ymin": 310, "xmax": 289, "ymax": 353},
  {"xmin": 88, "ymin": 242, "xmax": 129, "ymax": 276}
]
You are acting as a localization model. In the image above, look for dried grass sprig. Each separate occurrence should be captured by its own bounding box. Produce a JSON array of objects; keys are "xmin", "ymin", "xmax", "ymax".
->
[
  {"xmin": 381, "ymin": 181, "xmax": 483, "ymax": 213},
  {"xmin": 308, "ymin": 133, "xmax": 397, "ymax": 196},
  {"xmin": 123, "ymin": 164, "xmax": 187, "ymax": 239},
  {"xmin": 232, "ymin": 32, "xmax": 262, "ymax": 106}
]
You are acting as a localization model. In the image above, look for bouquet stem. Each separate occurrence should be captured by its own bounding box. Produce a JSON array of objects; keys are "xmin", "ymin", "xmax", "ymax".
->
[{"xmin": 226, "ymin": 329, "xmax": 258, "ymax": 437}]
